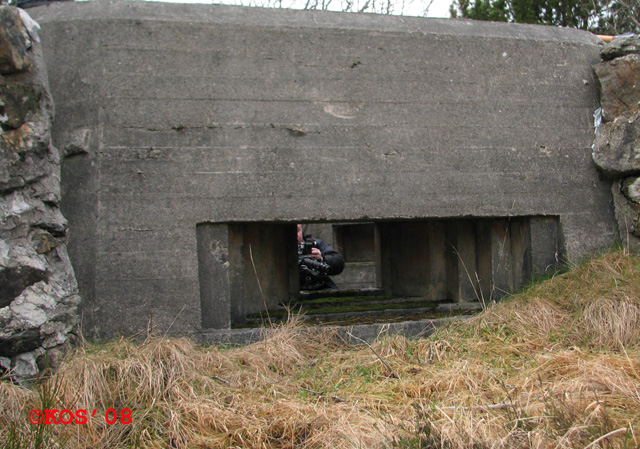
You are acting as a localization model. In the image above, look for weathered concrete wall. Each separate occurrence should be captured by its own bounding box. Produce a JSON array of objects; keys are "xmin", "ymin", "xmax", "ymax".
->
[
  {"xmin": 0, "ymin": 6, "xmax": 79, "ymax": 381},
  {"xmin": 30, "ymin": 1, "xmax": 617, "ymax": 339}
]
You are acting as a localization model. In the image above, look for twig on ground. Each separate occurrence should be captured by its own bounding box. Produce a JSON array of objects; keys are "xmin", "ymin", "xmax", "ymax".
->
[
  {"xmin": 299, "ymin": 387, "xmax": 346, "ymax": 403},
  {"xmin": 415, "ymin": 341, "xmax": 435, "ymax": 365},
  {"xmin": 211, "ymin": 376, "xmax": 230, "ymax": 385},
  {"xmin": 346, "ymin": 332, "xmax": 399, "ymax": 379},
  {"xmin": 488, "ymin": 370, "xmax": 516, "ymax": 390},
  {"xmin": 440, "ymin": 403, "xmax": 515, "ymax": 411}
]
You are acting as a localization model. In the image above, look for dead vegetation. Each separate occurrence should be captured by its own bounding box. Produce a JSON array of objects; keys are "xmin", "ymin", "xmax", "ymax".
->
[{"xmin": 2, "ymin": 248, "xmax": 640, "ymax": 448}]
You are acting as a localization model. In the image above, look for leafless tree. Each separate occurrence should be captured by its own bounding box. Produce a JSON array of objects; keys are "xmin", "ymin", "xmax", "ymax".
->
[{"xmin": 234, "ymin": 0, "xmax": 436, "ymax": 16}]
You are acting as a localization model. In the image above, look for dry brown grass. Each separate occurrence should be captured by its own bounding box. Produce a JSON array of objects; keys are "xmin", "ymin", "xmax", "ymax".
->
[{"xmin": 2, "ymin": 249, "xmax": 640, "ymax": 448}]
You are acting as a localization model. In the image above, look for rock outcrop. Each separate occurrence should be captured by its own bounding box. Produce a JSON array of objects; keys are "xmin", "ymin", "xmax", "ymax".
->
[
  {"xmin": 0, "ymin": 6, "xmax": 79, "ymax": 383},
  {"xmin": 593, "ymin": 35, "xmax": 640, "ymax": 252}
]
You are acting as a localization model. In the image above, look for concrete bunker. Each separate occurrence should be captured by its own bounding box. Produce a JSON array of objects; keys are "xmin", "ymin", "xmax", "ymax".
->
[
  {"xmin": 197, "ymin": 217, "xmax": 562, "ymax": 329},
  {"xmin": 31, "ymin": 2, "xmax": 618, "ymax": 340}
]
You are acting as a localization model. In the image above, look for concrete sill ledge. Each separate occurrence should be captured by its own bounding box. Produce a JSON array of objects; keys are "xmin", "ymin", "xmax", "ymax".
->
[{"xmin": 201, "ymin": 315, "xmax": 474, "ymax": 346}]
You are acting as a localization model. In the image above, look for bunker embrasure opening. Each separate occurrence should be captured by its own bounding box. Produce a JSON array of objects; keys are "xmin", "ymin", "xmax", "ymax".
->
[{"xmin": 197, "ymin": 217, "xmax": 562, "ymax": 329}]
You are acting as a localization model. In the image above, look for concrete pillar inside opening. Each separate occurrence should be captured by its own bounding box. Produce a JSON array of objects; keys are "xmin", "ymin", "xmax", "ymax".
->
[
  {"xmin": 475, "ymin": 218, "xmax": 547, "ymax": 301},
  {"xmin": 198, "ymin": 222, "xmax": 296, "ymax": 328},
  {"xmin": 196, "ymin": 223, "xmax": 231, "ymax": 330},
  {"xmin": 510, "ymin": 218, "xmax": 532, "ymax": 290},
  {"xmin": 446, "ymin": 220, "xmax": 480, "ymax": 302},
  {"xmin": 530, "ymin": 216, "xmax": 562, "ymax": 278},
  {"xmin": 377, "ymin": 221, "xmax": 447, "ymax": 299},
  {"xmin": 477, "ymin": 219, "xmax": 515, "ymax": 301},
  {"xmin": 233, "ymin": 223, "xmax": 296, "ymax": 325}
]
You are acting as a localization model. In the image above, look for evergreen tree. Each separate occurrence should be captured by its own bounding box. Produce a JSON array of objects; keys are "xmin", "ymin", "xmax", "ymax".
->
[{"xmin": 450, "ymin": 0, "xmax": 639, "ymax": 34}]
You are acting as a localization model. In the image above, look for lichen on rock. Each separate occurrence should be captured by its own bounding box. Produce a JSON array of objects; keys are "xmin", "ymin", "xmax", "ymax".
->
[
  {"xmin": 593, "ymin": 35, "xmax": 640, "ymax": 253},
  {"xmin": 0, "ymin": 5, "xmax": 79, "ymax": 384}
]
